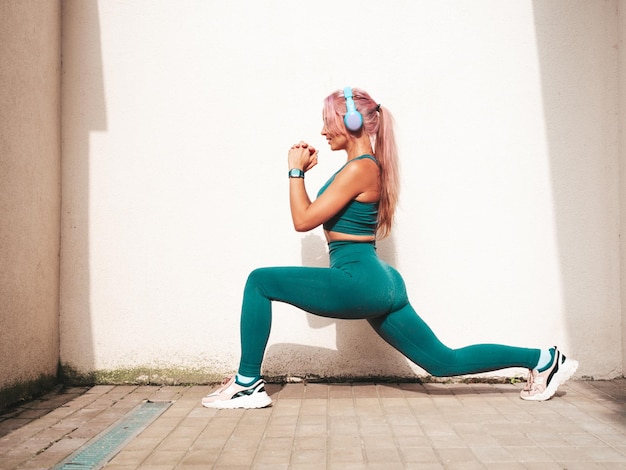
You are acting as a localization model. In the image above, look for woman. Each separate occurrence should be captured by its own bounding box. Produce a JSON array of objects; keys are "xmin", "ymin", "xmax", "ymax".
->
[{"xmin": 202, "ymin": 87, "xmax": 578, "ymax": 409}]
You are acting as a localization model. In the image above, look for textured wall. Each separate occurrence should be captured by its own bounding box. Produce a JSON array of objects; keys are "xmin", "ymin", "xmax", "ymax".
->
[
  {"xmin": 60, "ymin": 0, "xmax": 623, "ymax": 383},
  {"xmin": 531, "ymin": 0, "xmax": 622, "ymax": 378},
  {"xmin": 618, "ymin": 2, "xmax": 626, "ymax": 371},
  {"xmin": 0, "ymin": 1, "xmax": 61, "ymax": 401}
]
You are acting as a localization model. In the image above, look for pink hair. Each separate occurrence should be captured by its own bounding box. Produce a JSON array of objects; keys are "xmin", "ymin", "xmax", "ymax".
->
[{"xmin": 323, "ymin": 88, "xmax": 400, "ymax": 239}]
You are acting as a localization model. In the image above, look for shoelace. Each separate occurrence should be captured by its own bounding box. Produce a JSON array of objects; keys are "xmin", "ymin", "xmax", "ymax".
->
[
  {"xmin": 525, "ymin": 369, "xmax": 549, "ymax": 392},
  {"xmin": 523, "ymin": 369, "xmax": 536, "ymax": 391}
]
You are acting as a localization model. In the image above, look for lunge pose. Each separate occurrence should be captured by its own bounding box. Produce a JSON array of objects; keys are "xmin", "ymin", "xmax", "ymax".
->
[{"xmin": 202, "ymin": 87, "xmax": 578, "ymax": 408}]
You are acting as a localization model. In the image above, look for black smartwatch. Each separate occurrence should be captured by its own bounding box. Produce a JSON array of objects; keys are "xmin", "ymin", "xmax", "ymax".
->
[{"xmin": 288, "ymin": 168, "xmax": 305, "ymax": 178}]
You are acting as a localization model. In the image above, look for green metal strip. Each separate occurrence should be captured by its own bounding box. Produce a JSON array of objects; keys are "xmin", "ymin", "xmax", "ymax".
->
[{"xmin": 53, "ymin": 400, "xmax": 171, "ymax": 470}]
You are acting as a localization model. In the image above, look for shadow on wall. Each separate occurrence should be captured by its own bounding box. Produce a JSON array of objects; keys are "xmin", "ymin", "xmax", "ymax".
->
[
  {"xmin": 59, "ymin": 2, "xmax": 106, "ymax": 377},
  {"xmin": 532, "ymin": 2, "xmax": 620, "ymax": 378},
  {"xmin": 264, "ymin": 233, "xmax": 418, "ymax": 380}
]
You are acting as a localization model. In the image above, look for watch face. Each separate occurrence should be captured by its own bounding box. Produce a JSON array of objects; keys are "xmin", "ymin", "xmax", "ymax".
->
[{"xmin": 290, "ymin": 169, "xmax": 303, "ymax": 177}]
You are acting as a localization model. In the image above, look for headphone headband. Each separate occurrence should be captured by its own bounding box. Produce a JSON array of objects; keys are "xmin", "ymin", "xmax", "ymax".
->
[{"xmin": 343, "ymin": 86, "xmax": 363, "ymax": 131}]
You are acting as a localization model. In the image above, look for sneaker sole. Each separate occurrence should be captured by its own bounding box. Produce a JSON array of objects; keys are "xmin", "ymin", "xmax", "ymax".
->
[
  {"xmin": 202, "ymin": 391, "xmax": 272, "ymax": 409},
  {"xmin": 521, "ymin": 357, "xmax": 579, "ymax": 401}
]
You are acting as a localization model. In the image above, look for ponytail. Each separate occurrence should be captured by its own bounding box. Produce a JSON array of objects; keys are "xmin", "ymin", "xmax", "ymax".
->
[{"xmin": 373, "ymin": 105, "xmax": 399, "ymax": 239}]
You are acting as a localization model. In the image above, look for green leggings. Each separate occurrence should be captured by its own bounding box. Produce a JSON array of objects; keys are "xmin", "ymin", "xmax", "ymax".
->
[{"xmin": 238, "ymin": 241, "xmax": 540, "ymax": 377}]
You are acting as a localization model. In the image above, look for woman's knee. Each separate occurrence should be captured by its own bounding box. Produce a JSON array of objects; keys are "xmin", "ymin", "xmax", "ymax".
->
[
  {"xmin": 244, "ymin": 268, "xmax": 273, "ymax": 294},
  {"xmin": 247, "ymin": 266, "xmax": 277, "ymax": 282},
  {"xmin": 246, "ymin": 268, "xmax": 264, "ymax": 282}
]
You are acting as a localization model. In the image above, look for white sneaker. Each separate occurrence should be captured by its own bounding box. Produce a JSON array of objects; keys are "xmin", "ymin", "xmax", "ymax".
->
[
  {"xmin": 201, "ymin": 376, "xmax": 272, "ymax": 409},
  {"xmin": 520, "ymin": 347, "xmax": 578, "ymax": 401}
]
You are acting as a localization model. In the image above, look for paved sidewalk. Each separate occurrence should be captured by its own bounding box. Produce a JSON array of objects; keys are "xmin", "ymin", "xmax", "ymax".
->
[{"xmin": 0, "ymin": 379, "xmax": 624, "ymax": 469}]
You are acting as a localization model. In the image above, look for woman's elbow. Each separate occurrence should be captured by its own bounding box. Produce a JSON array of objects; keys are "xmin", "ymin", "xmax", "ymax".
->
[
  {"xmin": 292, "ymin": 219, "xmax": 318, "ymax": 232},
  {"xmin": 293, "ymin": 222, "xmax": 311, "ymax": 232}
]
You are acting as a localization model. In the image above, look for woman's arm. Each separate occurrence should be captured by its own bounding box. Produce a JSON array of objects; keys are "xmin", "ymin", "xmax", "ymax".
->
[
  {"xmin": 288, "ymin": 142, "xmax": 317, "ymax": 232},
  {"xmin": 288, "ymin": 143, "xmax": 378, "ymax": 232}
]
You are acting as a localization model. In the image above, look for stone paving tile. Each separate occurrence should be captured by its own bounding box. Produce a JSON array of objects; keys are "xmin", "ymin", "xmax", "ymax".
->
[{"xmin": 0, "ymin": 379, "xmax": 624, "ymax": 468}]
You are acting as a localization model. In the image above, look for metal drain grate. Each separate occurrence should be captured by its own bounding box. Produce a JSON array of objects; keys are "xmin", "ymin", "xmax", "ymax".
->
[{"xmin": 53, "ymin": 400, "xmax": 171, "ymax": 470}]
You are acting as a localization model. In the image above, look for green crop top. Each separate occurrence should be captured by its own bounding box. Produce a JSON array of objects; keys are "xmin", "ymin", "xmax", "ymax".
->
[{"xmin": 316, "ymin": 155, "xmax": 379, "ymax": 236}]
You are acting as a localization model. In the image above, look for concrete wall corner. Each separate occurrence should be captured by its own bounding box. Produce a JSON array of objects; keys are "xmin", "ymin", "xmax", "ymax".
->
[{"xmin": 0, "ymin": 1, "xmax": 62, "ymax": 405}]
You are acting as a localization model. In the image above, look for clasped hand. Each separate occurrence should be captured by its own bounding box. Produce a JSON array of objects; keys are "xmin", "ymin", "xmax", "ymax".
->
[{"xmin": 288, "ymin": 141, "xmax": 318, "ymax": 173}]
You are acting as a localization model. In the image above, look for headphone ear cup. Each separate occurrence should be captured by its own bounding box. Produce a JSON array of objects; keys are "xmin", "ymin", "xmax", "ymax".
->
[
  {"xmin": 344, "ymin": 110, "xmax": 363, "ymax": 131},
  {"xmin": 343, "ymin": 87, "xmax": 363, "ymax": 131}
]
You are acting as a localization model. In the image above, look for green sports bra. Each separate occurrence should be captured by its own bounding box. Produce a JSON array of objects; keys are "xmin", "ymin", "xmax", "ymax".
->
[{"xmin": 316, "ymin": 155, "xmax": 379, "ymax": 237}]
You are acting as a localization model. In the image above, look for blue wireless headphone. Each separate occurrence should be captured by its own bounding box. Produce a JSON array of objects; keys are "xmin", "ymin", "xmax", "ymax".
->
[{"xmin": 343, "ymin": 86, "xmax": 363, "ymax": 131}]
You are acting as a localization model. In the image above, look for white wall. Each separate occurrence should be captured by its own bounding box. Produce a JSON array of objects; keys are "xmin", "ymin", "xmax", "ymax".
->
[
  {"xmin": 531, "ymin": 0, "xmax": 622, "ymax": 379},
  {"xmin": 60, "ymin": 0, "xmax": 623, "ymax": 382}
]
